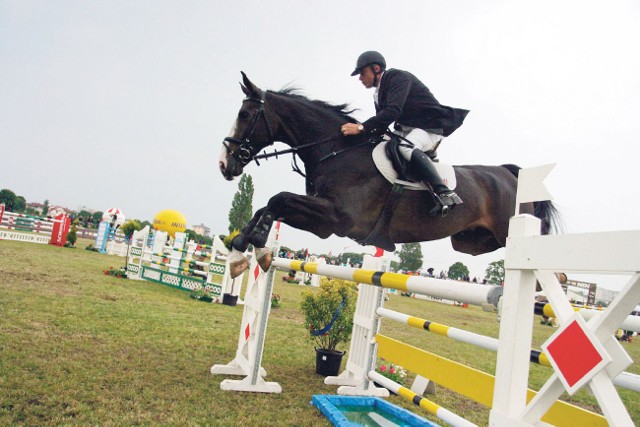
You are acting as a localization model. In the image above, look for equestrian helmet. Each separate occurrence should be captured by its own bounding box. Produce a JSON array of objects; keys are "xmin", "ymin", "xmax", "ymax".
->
[{"xmin": 350, "ymin": 51, "xmax": 386, "ymax": 76}]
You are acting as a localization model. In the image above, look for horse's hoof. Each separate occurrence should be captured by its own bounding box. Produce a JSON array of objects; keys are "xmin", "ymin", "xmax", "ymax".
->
[
  {"xmin": 257, "ymin": 251, "xmax": 273, "ymax": 272},
  {"xmin": 229, "ymin": 258, "xmax": 249, "ymax": 278}
]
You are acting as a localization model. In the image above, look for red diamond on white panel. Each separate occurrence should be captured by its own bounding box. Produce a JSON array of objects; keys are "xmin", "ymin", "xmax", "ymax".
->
[{"xmin": 541, "ymin": 313, "xmax": 611, "ymax": 395}]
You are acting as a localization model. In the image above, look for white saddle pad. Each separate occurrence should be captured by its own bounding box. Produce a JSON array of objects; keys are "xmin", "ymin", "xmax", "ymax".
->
[{"xmin": 372, "ymin": 141, "xmax": 457, "ymax": 191}]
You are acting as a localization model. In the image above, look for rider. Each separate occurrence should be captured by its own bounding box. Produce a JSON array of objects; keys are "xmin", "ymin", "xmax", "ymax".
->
[{"xmin": 341, "ymin": 50, "xmax": 469, "ymax": 217}]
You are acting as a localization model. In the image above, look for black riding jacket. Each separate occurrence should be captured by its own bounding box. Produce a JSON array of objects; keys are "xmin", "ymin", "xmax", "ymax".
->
[{"xmin": 361, "ymin": 68, "xmax": 469, "ymax": 137}]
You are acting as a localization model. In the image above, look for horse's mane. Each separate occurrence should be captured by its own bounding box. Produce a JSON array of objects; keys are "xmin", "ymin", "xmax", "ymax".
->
[{"xmin": 272, "ymin": 87, "xmax": 358, "ymax": 122}]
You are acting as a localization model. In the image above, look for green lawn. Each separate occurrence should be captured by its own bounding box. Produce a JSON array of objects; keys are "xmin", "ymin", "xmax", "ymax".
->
[{"xmin": 1, "ymin": 239, "xmax": 638, "ymax": 426}]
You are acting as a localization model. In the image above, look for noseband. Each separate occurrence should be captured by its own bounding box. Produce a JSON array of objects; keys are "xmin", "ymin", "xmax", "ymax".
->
[{"xmin": 222, "ymin": 91, "xmax": 274, "ymax": 165}]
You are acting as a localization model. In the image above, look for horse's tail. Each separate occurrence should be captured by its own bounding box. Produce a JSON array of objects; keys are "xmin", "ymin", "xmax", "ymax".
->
[{"xmin": 501, "ymin": 164, "xmax": 563, "ymax": 235}]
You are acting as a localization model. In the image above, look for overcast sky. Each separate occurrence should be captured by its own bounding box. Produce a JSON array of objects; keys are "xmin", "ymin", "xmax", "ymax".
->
[{"xmin": 1, "ymin": 1, "xmax": 638, "ymax": 290}]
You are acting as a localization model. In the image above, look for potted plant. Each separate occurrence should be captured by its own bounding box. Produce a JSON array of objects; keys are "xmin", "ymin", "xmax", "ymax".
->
[{"xmin": 300, "ymin": 277, "xmax": 358, "ymax": 376}]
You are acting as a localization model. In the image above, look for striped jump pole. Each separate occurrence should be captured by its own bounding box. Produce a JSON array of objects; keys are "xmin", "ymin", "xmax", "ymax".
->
[
  {"xmin": 367, "ymin": 370, "xmax": 478, "ymax": 427},
  {"xmin": 161, "ymin": 246, "xmax": 212, "ymax": 257},
  {"xmin": 148, "ymin": 260, "xmax": 208, "ymax": 277},
  {"xmin": 534, "ymin": 301, "xmax": 640, "ymax": 333},
  {"xmin": 271, "ymin": 258, "xmax": 503, "ymax": 307},
  {"xmin": 148, "ymin": 253, "xmax": 210, "ymax": 268}
]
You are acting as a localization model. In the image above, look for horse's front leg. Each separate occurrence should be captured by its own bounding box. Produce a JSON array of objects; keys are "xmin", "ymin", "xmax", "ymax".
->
[
  {"xmin": 228, "ymin": 192, "xmax": 342, "ymax": 278},
  {"xmin": 228, "ymin": 207, "xmax": 267, "ymax": 278}
]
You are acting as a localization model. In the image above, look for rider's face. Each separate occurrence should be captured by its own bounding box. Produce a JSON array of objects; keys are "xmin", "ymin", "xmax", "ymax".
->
[{"xmin": 358, "ymin": 66, "xmax": 376, "ymax": 89}]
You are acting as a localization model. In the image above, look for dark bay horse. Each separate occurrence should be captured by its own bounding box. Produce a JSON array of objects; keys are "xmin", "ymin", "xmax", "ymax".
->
[{"xmin": 219, "ymin": 73, "xmax": 559, "ymax": 276}]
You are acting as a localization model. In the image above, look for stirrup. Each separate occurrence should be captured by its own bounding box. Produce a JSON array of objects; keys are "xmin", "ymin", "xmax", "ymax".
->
[{"xmin": 429, "ymin": 191, "xmax": 463, "ymax": 218}]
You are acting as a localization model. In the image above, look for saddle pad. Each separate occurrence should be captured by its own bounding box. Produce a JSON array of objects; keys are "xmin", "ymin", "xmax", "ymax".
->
[{"xmin": 372, "ymin": 141, "xmax": 457, "ymax": 191}]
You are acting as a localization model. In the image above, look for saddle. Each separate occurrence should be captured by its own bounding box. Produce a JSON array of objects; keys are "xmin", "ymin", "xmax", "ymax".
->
[
  {"xmin": 357, "ymin": 134, "xmax": 458, "ymax": 251},
  {"xmin": 385, "ymin": 134, "xmax": 415, "ymax": 181},
  {"xmin": 373, "ymin": 135, "xmax": 457, "ymax": 191}
]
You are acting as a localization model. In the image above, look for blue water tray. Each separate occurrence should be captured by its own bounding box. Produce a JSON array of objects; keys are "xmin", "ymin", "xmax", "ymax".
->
[{"xmin": 311, "ymin": 395, "xmax": 439, "ymax": 427}]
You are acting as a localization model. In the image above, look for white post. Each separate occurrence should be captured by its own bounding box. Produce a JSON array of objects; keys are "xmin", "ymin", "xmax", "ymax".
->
[
  {"xmin": 325, "ymin": 254, "xmax": 389, "ymax": 397},
  {"xmin": 210, "ymin": 227, "xmax": 282, "ymax": 393},
  {"xmin": 490, "ymin": 214, "xmax": 541, "ymax": 424}
]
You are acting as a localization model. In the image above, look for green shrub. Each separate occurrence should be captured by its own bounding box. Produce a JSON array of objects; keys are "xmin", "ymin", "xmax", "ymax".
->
[
  {"xmin": 66, "ymin": 219, "xmax": 78, "ymax": 246},
  {"xmin": 271, "ymin": 293, "xmax": 282, "ymax": 308},
  {"xmin": 300, "ymin": 278, "xmax": 357, "ymax": 352},
  {"xmin": 189, "ymin": 288, "xmax": 213, "ymax": 303}
]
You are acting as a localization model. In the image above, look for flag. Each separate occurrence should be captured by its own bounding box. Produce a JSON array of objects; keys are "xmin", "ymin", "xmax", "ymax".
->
[{"xmin": 515, "ymin": 164, "xmax": 555, "ymax": 213}]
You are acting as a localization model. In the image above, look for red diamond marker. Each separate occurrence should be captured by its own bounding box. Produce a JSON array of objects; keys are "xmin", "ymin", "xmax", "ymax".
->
[
  {"xmin": 245, "ymin": 323, "xmax": 251, "ymax": 341},
  {"xmin": 542, "ymin": 315, "xmax": 610, "ymax": 394}
]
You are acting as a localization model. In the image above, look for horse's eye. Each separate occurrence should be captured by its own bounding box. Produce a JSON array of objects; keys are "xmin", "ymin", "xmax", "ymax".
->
[{"xmin": 238, "ymin": 110, "xmax": 250, "ymax": 119}]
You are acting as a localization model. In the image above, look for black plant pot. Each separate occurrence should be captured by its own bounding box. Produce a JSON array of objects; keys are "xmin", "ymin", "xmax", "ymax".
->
[
  {"xmin": 222, "ymin": 293, "xmax": 238, "ymax": 306},
  {"xmin": 315, "ymin": 348, "xmax": 345, "ymax": 376}
]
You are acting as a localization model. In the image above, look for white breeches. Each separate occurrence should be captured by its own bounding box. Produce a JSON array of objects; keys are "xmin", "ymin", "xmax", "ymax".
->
[{"xmin": 394, "ymin": 125, "xmax": 443, "ymax": 161}]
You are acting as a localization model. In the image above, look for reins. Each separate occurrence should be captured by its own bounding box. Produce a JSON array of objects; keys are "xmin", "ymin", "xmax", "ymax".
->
[{"xmin": 255, "ymin": 135, "xmax": 375, "ymax": 178}]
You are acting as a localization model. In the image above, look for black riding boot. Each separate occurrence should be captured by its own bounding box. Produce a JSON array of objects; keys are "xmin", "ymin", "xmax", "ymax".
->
[{"xmin": 409, "ymin": 149, "xmax": 463, "ymax": 217}]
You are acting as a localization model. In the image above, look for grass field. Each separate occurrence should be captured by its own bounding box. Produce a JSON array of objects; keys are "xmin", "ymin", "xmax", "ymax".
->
[{"xmin": 1, "ymin": 238, "xmax": 639, "ymax": 426}]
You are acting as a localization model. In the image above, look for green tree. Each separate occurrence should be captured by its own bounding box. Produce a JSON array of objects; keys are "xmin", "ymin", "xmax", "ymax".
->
[
  {"xmin": 448, "ymin": 262, "xmax": 470, "ymax": 280},
  {"xmin": 485, "ymin": 259, "xmax": 505, "ymax": 285},
  {"xmin": 66, "ymin": 219, "xmax": 79, "ymax": 247},
  {"xmin": 0, "ymin": 189, "xmax": 17, "ymax": 211},
  {"xmin": 228, "ymin": 174, "xmax": 254, "ymax": 233},
  {"xmin": 396, "ymin": 243, "xmax": 423, "ymax": 272},
  {"xmin": 120, "ymin": 220, "xmax": 143, "ymax": 240},
  {"xmin": 185, "ymin": 229, "xmax": 213, "ymax": 246},
  {"xmin": 14, "ymin": 196, "xmax": 26, "ymax": 213},
  {"xmin": 77, "ymin": 210, "xmax": 93, "ymax": 227},
  {"xmin": 42, "ymin": 199, "xmax": 49, "ymax": 216},
  {"xmin": 92, "ymin": 211, "xmax": 103, "ymax": 226},
  {"xmin": 339, "ymin": 252, "xmax": 364, "ymax": 266}
]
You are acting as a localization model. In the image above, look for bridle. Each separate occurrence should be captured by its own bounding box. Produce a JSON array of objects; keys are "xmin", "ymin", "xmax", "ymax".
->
[
  {"xmin": 222, "ymin": 90, "xmax": 373, "ymax": 177},
  {"xmin": 222, "ymin": 90, "xmax": 274, "ymax": 166}
]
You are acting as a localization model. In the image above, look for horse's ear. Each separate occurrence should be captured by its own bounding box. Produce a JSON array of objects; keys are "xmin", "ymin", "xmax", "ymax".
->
[
  {"xmin": 240, "ymin": 82, "xmax": 251, "ymax": 97},
  {"xmin": 240, "ymin": 71, "xmax": 260, "ymax": 97}
]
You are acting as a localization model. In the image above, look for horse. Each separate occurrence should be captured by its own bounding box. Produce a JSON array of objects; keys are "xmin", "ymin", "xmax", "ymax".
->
[{"xmin": 219, "ymin": 72, "xmax": 559, "ymax": 276}]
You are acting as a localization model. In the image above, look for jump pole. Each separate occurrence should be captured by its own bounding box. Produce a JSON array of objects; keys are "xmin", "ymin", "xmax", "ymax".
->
[
  {"xmin": 271, "ymin": 258, "xmax": 503, "ymax": 308},
  {"xmin": 535, "ymin": 301, "xmax": 640, "ymax": 333},
  {"xmin": 367, "ymin": 370, "xmax": 478, "ymax": 427}
]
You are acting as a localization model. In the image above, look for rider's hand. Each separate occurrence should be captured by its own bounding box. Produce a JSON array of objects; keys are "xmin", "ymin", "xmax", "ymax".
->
[{"xmin": 341, "ymin": 123, "xmax": 363, "ymax": 136}]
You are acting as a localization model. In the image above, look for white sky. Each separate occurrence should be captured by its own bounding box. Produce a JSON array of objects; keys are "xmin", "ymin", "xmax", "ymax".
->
[{"xmin": 1, "ymin": 1, "xmax": 639, "ymax": 290}]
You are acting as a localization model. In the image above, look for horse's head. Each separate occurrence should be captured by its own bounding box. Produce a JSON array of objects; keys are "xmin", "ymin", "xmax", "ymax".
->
[{"xmin": 219, "ymin": 72, "xmax": 276, "ymax": 181}]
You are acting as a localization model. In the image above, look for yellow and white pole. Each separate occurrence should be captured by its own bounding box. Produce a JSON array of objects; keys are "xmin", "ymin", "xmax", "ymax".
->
[{"xmin": 368, "ymin": 370, "xmax": 478, "ymax": 427}]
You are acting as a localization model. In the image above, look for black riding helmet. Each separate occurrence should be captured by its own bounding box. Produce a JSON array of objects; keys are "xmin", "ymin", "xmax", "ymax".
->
[{"xmin": 350, "ymin": 51, "xmax": 386, "ymax": 76}]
